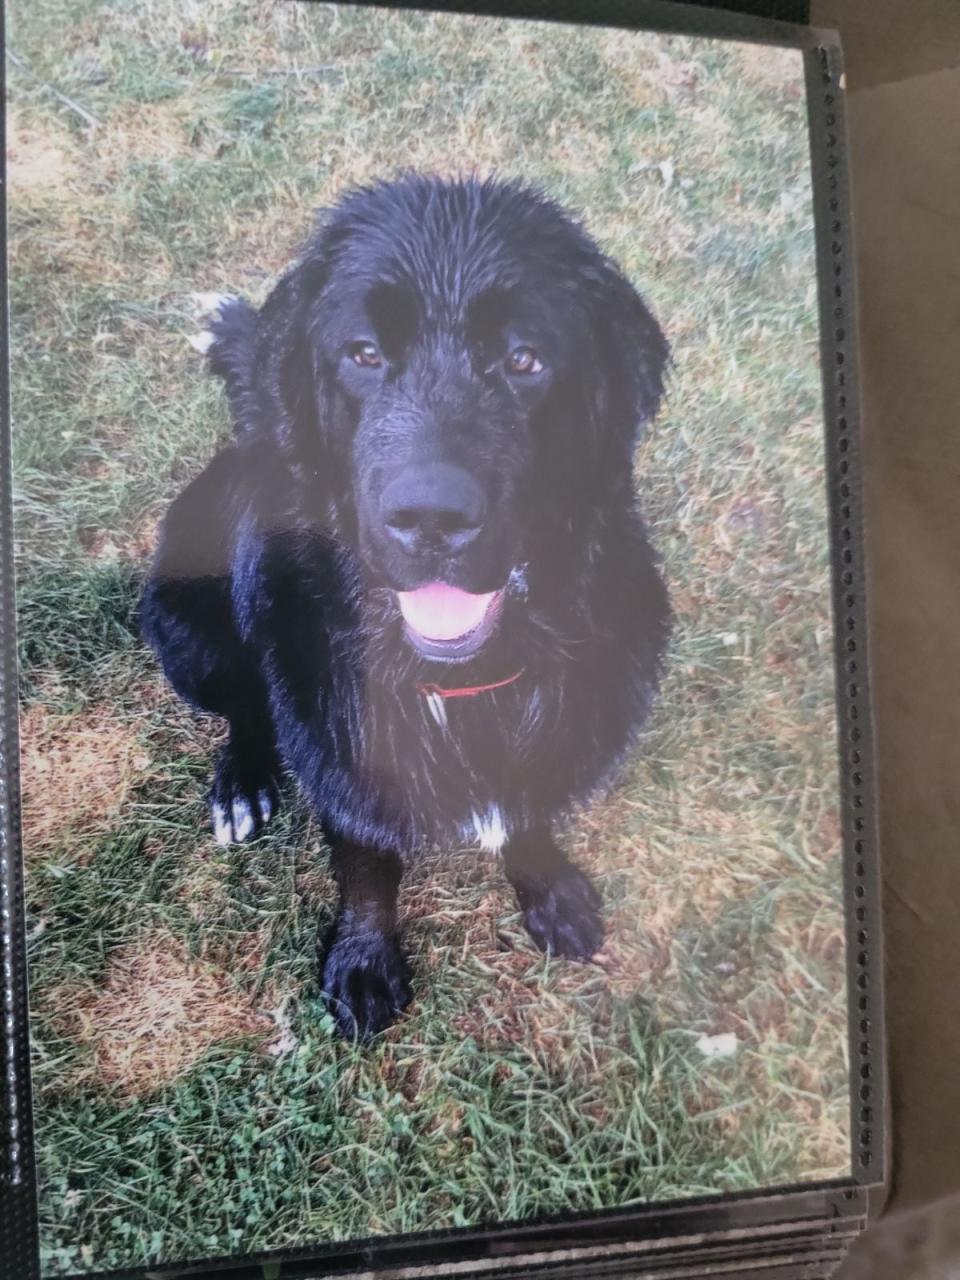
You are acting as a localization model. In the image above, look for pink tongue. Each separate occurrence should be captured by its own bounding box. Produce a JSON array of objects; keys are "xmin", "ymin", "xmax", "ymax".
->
[{"xmin": 397, "ymin": 583, "xmax": 497, "ymax": 641}]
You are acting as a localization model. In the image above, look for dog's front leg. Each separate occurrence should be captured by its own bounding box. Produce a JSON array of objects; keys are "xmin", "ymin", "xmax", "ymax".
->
[
  {"xmin": 502, "ymin": 826, "xmax": 604, "ymax": 960},
  {"xmin": 321, "ymin": 838, "xmax": 412, "ymax": 1040}
]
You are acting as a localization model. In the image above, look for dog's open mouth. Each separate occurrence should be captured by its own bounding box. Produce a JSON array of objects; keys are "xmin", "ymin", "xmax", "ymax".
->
[{"xmin": 396, "ymin": 583, "xmax": 504, "ymax": 661}]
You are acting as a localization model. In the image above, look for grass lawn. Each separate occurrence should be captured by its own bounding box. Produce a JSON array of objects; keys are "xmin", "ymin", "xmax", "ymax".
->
[{"xmin": 8, "ymin": 3, "xmax": 850, "ymax": 1275}]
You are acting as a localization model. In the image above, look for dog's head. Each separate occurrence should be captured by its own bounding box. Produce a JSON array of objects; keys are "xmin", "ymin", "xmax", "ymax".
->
[{"xmin": 254, "ymin": 176, "xmax": 668, "ymax": 661}]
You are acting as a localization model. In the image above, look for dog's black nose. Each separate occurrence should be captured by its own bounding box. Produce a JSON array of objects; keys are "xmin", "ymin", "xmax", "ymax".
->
[{"xmin": 381, "ymin": 463, "xmax": 486, "ymax": 556}]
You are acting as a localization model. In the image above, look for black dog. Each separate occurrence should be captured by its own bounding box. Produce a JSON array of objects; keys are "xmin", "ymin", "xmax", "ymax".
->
[{"xmin": 141, "ymin": 175, "xmax": 671, "ymax": 1039}]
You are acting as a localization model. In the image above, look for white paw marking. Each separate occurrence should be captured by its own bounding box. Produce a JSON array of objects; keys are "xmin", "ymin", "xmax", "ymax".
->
[
  {"xmin": 231, "ymin": 797, "xmax": 255, "ymax": 843},
  {"xmin": 188, "ymin": 292, "xmax": 238, "ymax": 356},
  {"xmin": 187, "ymin": 330, "xmax": 215, "ymax": 355},
  {"xmin": 256, "ymin": 788, "xmax": 274, "ymax": 825},
  {"xmin": 212, "ymin": 802, "xmax": 231, "ymax": 846},
  {"xmin": 470, "ymin": 805, "xmax": 508, "ymax": 854},
  {"xmin": 189, "ymin": 290, "xmax": 236, "ymax": 319}
]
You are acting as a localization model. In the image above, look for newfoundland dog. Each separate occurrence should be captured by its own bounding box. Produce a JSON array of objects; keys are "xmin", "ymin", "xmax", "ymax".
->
[{"xmin": 141, "ymin": 175, "xmax": 671, "ymax": 1039}]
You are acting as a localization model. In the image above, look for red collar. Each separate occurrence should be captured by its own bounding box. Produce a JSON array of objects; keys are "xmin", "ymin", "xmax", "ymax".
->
[{"xmin": 416, "ymin": 668, "xmax": 525, "ymax": 700}]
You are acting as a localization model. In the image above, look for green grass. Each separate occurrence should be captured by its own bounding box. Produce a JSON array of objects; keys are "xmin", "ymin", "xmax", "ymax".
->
[{"xmin": 9, "ymin": 4, "xmax": 849, "ymax": 1276}]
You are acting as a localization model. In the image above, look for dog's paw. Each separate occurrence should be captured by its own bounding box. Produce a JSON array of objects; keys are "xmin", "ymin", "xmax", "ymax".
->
[
  {"xmin": 187, "ymin": 291, "xmax": 237, "ymax": 355},
  {"xmin": 209, "ymin": 747, "xmax": 278, "ymax": 845},
  {"xmin": 189, "ymin": 290, "xmax": 237, "ymax": 321},
  {"xmin": 321, "ymin": 928, "xmax": 412, "ymax": 1040},
  {"xmin": 519, "ymin": 867, "xmax": 604, "ymax": 960}
]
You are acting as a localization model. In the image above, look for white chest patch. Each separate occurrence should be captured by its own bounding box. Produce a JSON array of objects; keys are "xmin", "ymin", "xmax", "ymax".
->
[{"xmin": 468, "ymin": 805, "xmax": 508, "ymax": 854}]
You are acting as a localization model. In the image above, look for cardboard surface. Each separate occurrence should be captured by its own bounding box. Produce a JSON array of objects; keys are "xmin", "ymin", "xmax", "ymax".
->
[{"xmin": 811, "ymin": 0, "xmax": 960, "ymax": 1226}]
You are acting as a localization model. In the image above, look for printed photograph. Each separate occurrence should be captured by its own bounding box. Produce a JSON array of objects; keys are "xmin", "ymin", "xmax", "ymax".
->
[{"xmin": 8, "ymin": 2, "xmax": 850, "ymax": 1275}]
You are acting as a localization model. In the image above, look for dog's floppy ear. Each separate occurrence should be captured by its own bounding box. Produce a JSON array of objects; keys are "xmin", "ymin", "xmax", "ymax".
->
[
  {"xmin": 591, "ymin": 267, "xmax": 670, "ymax": 449},
  {"xmin": 202, "ymin": 295, "xmax": 259, "ymax": 438},
  {"xmin": 248, "ymin": 254, "xmax": 332, "ymax": 470}
]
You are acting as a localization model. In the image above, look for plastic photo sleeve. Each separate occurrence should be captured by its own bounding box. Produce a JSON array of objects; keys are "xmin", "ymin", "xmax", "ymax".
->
[{"xmin": 1, "ymin": 2, "xmax": 882, "ymax": 1277}]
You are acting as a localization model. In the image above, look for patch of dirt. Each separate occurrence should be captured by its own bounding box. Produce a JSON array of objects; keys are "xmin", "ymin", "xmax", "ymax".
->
[
  {"xmin": 6, "ymin": 111, "xmax": 77, "ymax": 195},
  {"xmin": 54, "ymin": 932, "xmax": 272, "ymax": 1097},
  {"xmin": 597, "ymin": 32, "xmax": 663, "ymax": 108},
  {"xmin": 94, "ymin": 105, "xmax": 191, "ymax": 170},
  {"xmin": 78, "ymin": 513, "xmax": 160, "ymax": 563},
  {"xmin": 19, "ymin": 705, "xmax": 149, "ymax": 857},
  {"xmin": 736, "ymin": 45, "xmax": 805, "ymax": 97},
  {"xmin": 716, "ymin": 492, "xmax": 784, "ymax": 547}
]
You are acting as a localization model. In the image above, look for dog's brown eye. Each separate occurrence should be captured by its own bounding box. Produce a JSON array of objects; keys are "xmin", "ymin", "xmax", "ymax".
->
[
  {"xmin": 506, "ymin": 346, "xmax": 543, "ymax": 376},
  {"xmin": 350, "ymin": 341, "xmax": 382, "ymax": 368}
]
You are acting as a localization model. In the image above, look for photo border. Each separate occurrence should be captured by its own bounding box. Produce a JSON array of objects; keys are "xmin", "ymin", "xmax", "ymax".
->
[{"xmin": 0, "ymin": 2, "xmax": 885, "ymax": 1277}]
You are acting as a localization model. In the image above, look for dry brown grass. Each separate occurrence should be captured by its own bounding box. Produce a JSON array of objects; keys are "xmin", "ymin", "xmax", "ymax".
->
[
  {"xmin": 6, "ymin": 109, "xmax": 78, "ymax": 195},
  {"xmin": 52, "ymin": 931, "xmax": 272, "ymax": 1098},
  {"xmin": 95, "ymin": 105, "xmax": 193, "ymax": 170},
  {"xmin": 736, "ymin": 44, "xmax": 806, "ymax": 95},
  {"xmin": 19, "ymin": 704, "xmax": 150, "ymax": 857},
  {"xmin": 78, "ymin": 513, "xmax": 161, "ymax": 563}
]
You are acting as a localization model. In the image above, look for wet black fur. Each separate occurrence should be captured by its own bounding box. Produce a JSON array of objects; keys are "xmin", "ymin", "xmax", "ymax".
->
[{"xmin": 141, "ymin": 175, "xmax": 671, "ymax": 1038}]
